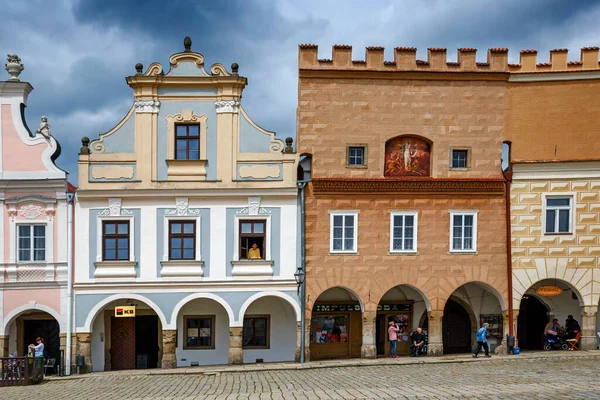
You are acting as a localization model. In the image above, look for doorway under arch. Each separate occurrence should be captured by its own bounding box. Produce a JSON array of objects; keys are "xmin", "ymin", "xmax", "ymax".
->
[
  {"xmin": 6, "ymin": 309, "xmax": 61, "ymax": 364},
  {"xmin": 517, "ymin": 295, "xmax": 548, "ymax": 350},
  {"xmin": 443, "ymin": 299, "xmax": 472, "ymax": 354}
]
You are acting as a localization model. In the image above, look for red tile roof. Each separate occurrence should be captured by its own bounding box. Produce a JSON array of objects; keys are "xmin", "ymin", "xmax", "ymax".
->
[
  {"xmin": 299, "ymin": 43, "xmax": 318, "ymax": 48},
  {"xmin": 520, "ymin": 49, "xmax": 538, "ymax": 54},
  {"xmin": 352, "ymin": 60, "xmax": 366, "ymax": 64},
  {"xmin": 508, "ymin": 63, "xmax": 521, "ymax": 67},
  {"xmin": 489, "ymin": 48, "xmax": 508, "ymax": 53},
  {"xmin": 476, "ymin": 62, "xmax": 490, "ymax": 66},
  {"xmin": 395, "ymin": 47, "xmax": 417, "ymax": 52},
  {"xmin": 416, "ymin": 60, "xmax": 429, "ymax": 65},
  {"xmin": 536, "ymin": 62, "xmax": 552, "ymax": 67},
  {"xmin": 383, "ymin": 61, "xmax": 396, "ymax": 65},
  {"xmin": 446, "ymin": 61, "xmax": 461, "ymax": 66},
  {"xmin": 458, "ymin": 48, "xmax": 477, "ymax": 52},
  {"xmin": 428, "ymin": 47, "xmax": 447, "ymax": 52},
  {"xmin": 550, "ymin": 48, "xmax": 568, "ymax": 52},
  {"xmin": 582, "ymin": 46, "xmax": 600, "ymax": 51},
  {"xmin": 333, "ymin": 44, "xmax": 352, "ymax": 49},
  {"xmin": 318, "ymin": 59, "xmax": 332, "ymax": 63},
  {"xmin": 366, "ymin": 46, "xmax": 384, "ymax": 50},
  {"xmin": 568, "ymin": 61, "xmax": 583, "ymax": 65}
]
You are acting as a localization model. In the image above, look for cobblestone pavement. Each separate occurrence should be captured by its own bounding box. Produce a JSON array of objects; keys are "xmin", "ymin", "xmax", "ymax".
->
[{"xmin": 2, "ymin": 357, "xmax": 600, "ymax": 399}]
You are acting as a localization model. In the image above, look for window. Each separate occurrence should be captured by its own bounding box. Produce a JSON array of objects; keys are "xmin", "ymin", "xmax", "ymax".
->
[
  {"xmin": 175, "ymin": 124, "xmax": 200, "ymax": 160},
  {"xmin": 184, "ymin": 316, "xmax": 215, "ymax": 349},
  {"xmin": 102, "ymin": 221, "xmax": 130, "ymax": 261},
  {"xmin": 450, "ymin": 212, "xmax": 478, "ymax": 252},
  {"xmin": 243, "ymin": 316, "xmax": 270, "ymax": 348},
  {"xmin": 239, "ymin": 220, "xmax": 266, "ymax": 260},
  {"xmin": 545, "ymin": 197, "xmax": 572, "ymax": 234},
  {"xmin": 347, "ymin": 145, "xmax": 366, "ymax": 167},
  {"xmin": 451, "ymin": 149, "xmax": 469, "ymax": 169},
  {"xmin": 311, "ymin": 315, "xmax": 348, "ymax": 343},
  {"xmin": 18, "ymin": 225, "xmax": 45, "ymax": 262},
  {"xmin": 169, "ymin": 220, "xmax": 196, "ymax": 260},
  {"xmin": 330, "ymin": 212, "xmax": 358, "ymax": 253},
  {"xmin": 390, "ymin": 212, "xmax": 418, "ymax": 252}
]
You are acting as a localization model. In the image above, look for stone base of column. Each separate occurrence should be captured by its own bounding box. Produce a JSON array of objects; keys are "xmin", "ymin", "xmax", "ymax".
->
[
  {"xmin": 360, "ymin": 344, "xmax": 376, "ymax": 358},
  {"xmin": 0, "ymin": 335, "xmax": 9, "ymax": 358},
  {"xmin": 580, "ymin": 336, "xmax": 596, "ymax": 351},
  {"xmin": 228, "ymin": 327, "xmax": 243, "ymax": 365},
  {"xmin": 161, "ymin": 330, "xmax": 177, "ymax": 369},
  {"xmin": 76, "ymin": 332, "xmax": 92, "ymax": 374},
  {"xmin": 427, "ymin": 343, "xmax": 443, "ymax": 356}
]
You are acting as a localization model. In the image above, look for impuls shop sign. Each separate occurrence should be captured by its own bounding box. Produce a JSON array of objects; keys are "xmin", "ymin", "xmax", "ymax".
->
[
  {"xmin": 535, "ymin": 285, "xmax": 562, "ymax": 297},
  {"xmin": 115, "ymin": 306, "xmax": 136, "ymax": 317}
]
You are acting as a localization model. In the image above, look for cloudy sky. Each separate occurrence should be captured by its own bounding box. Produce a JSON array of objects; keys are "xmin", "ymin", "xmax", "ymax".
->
[{"xmin": 2, "ymin": 0, "xmax": 599, "ymax": 183}]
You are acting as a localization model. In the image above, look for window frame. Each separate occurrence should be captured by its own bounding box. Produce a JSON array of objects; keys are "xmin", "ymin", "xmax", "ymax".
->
[
  {"xmin": 174, "ymin": 123, "xmax": 201, "ymax": 161},
  {"xmin": 543, "ymin": 194, "xmax": 574, "ymax": 235},
  {"xmin": 449, "ymin": 147, "xmax": 471, "ymax": 170},
  {"xmin": 233, "ymin": 215, "xmax": 271, "ymax": 262},
  {"xmin": 449, "ymin": 210, "xmax": 478, "ymax": 253},
  {"xmin": 96, "ymin": 214, "xmax": 135, "ymax": 263},
  {"xmin": 242, "ymin": 315, "xmax": 270, "ymax": 349},
  {"xmin": 168, "ymin": 220, "xmax": 197, "ymax": 261},
  {"xmin": 389, "ymin": 211, "xmax": 418, "ymax": 253},
  {"xmin": 238, "ymin": 220, "xmax": 266, "ymax": 260},
  {"xmin": 329, "ymin": 211, "xmax": 359, "ymax": 254},
  {"xmin": 102, "ymin": 220, "xmax": 130, "ymax": 261},
  {"xmin": 183, "ymin": 315, "xmax": 216, "ymax": 350},
  {"xmin": 346, "ymin": 144, "xmax": 368, "ymax": 168},
  {"xmin": 17, "ymin": 224, "xmax": 46, "ymax": 262}
]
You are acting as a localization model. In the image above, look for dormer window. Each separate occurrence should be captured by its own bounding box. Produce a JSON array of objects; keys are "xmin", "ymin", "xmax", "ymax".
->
[{"xmin": 175, "ymin": 124, "xmax": 200, "ymax": 160}]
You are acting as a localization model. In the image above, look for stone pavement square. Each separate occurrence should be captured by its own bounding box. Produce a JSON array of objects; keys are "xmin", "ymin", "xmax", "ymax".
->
[{"xmin": 1, "ymin": 358, "xmax": 599, "ymax": 399}]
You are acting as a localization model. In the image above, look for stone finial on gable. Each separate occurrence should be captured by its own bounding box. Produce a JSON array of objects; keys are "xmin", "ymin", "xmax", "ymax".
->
[
  {"xmin": 80, "ymin": 137, "xmax": 91, "ymax": 155},
  {"xmin": 184, "ymin": 36, "xmax": 192, "ymax": 52},
  {"xmin": 5, "ymin": 54, "xmax": 24, "ymax": 81}
]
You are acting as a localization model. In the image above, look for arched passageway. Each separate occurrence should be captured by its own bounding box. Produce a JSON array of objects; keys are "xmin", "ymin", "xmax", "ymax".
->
[
  {"xmin": 375, "ymin": 284, "xmax": 430, "ymax": 357},
  {"xmin": 5, "ymin": 309, "xmax": 61, "ymax": 364},
  {"xmin": 310, "ymin": 287, "xmax": 363, "ymax": 360},
  {"xmin": 517, "ymin": 295, "xmax": 548, "ymax": 350},
  {"xmin": 443, "ymin": 299, "xmax": 472, "ymax": 354}
]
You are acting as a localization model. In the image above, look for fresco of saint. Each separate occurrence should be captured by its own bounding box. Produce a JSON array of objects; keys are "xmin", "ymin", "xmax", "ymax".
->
[{"xmin": 384, "ymin": 137, "xmax": 431, "ymax": 177}]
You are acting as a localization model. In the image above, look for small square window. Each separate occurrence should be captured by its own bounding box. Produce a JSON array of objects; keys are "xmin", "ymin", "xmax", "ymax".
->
[
  {"xmin": 346, "ymin": 145, "xmax": 367, "ymax": 167},
  {"xmin": 184, "ymin": 316, "xmax": 215, "ymax": 349},
  {"xmin": 451, "ymin": 150, "xmax": 469, "ymax": 169},
  {"xmin": 243, "ymin": 316, "xmax": 270, "ymax": 349}
]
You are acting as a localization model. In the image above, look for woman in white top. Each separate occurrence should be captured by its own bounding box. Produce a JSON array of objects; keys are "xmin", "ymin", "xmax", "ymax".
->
[{"xmin": 29, "ymin": 337, "xmax": 44, "ymax": 358}]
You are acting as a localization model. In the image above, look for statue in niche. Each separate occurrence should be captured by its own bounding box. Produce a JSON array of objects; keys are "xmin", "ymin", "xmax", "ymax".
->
[
  {"xmin": 36, "ymin": 116, "xmax": 51, "ymax": 138},
  {"xmin": 384, "ymin": 136, "xmax": 431, "ymax": 177}
]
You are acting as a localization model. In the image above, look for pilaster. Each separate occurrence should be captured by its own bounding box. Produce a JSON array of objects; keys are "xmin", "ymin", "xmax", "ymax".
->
[
  {"xmin": 76, "ymin": 332, "xmax": 92, "ymax": 373},
  {"xmin": 580, "ymin": 305, "xmax": 598, "ymax": 350},
  {"xmin": 228, "ymin": 326, "xmax": 243, "ymax": 365},
  {"xmin": 427, "ymin": 310, "xmax": 443, "ymax": 356},
  {"xmin": 360, "ymin": 310, "xmax": 377, "ymax": 358}
]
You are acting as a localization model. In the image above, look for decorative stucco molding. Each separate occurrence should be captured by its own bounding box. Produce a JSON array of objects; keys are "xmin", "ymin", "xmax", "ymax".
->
[
  {"xmin": 215, "ymin": 100, "xmax": 240, "ymax": 114},
  {"xmin": 165, "ymin": 198, "xmax": 201, "ymax": 216},
  {"xmin": 311, "ymin": 178, "xmax": 506, "ymax": 194},
  {"xmin": 239, "ymin": 164, "xmax": 281, "ymax": 179},
  {"xmin": 236, "ymin": 197, "xmax": 271, "ymax": 215},
  {"xmin": 17, "ymin": 205, "xmax": 43, "ymax": 219},
  {"xmin": 108, "ymin": 198, "xmax": 121, "ymax": 216},
  {"xmin": 91, "ymin": 165, "xmax": 135, "ymax": 180},
  {"xmin": 134, "ymin": 100, "xmax": 160, "ymax": 114}
]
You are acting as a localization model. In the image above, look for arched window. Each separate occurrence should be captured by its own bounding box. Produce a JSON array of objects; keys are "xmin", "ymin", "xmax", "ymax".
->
[{"xmin": 384, "ymin": 136, "xmax": 431, "ymax": 177}]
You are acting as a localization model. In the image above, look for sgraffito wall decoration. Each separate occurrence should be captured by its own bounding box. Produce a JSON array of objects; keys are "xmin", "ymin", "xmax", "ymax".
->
[{"xmin": 384, "ymin": 136, "xmax": 431, "ymax": 177}]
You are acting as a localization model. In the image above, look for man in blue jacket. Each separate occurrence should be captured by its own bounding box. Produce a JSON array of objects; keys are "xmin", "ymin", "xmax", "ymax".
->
[{"xmin": 473, "ymin": 323, "xmax": 491, "ymax": 358}]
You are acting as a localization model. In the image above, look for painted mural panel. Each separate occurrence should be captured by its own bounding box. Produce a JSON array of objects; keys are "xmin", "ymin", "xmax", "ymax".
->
[{"xmin": 384, "ymin": 137, "xmax": 431, "ymax": 177}]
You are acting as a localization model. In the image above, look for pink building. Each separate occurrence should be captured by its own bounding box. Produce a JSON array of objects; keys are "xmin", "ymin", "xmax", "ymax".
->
[{"xmin": 0, "ymin": 55, "xmax": 73, "ymax": 371}]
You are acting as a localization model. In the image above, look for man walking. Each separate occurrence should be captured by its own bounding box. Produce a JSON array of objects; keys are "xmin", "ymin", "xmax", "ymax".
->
[{"xmin": 473, "ymin": 323, "xmax": 491, "ymax": 358}]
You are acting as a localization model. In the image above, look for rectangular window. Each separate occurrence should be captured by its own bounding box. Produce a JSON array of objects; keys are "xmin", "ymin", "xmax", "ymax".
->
[
  {"xmin": 239, "ymin": 220, "xmax": 266, "ymax": 260},
  {"xmin": 390, "ymin": 212, "xmax": 418, "ymax": 252},
  {"xmin": 310, "ymin": 315, "xmax": 348, "ymax": 344},
  {"xmin": 330, "ymin": 212, "xmax": 358, "ymax": 253},
  {"xmin": 17, "ymin": 225, "xmax": 46, "ymax": 262},
  {"xmin": 242, "ymin": 316, "xmax": 270, "ymax": 349},
  {"xmin": 102, "ymin": 221, "xmax": 130, "ymax": 261},
  {"xmin": 175, "ymin": 124, "xmax": 200, "ymax": 160},
  {"xmin": 451, "ymin": 149, "xmax": 469, "ymax": 169},
  {"xmin": 184, "ymin": 316, "xmax": 215, "ymax": 349},
  {"xmin": 545, "ymin": 197, "xmax": 572, "ymax": 234},
  {"xmin": 450, "ymin": 212, "xmax": 477, "ymax": 252},
  {"xmin": 169, "ymin": 220, "xmax": 196, "ymax": 260},
  {"xmin": 347, "ymin": 146, "xmax": 366, "ymax": 167}
]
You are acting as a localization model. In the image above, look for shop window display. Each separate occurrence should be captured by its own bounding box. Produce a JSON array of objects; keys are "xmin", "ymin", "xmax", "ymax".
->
[
  {"xmin": 311, "ymin": 315, "xmax": 348, "ymax": 343},
  {"xmin": 388, "ymin": 315, "xmax": 410, "ymax": 343}
]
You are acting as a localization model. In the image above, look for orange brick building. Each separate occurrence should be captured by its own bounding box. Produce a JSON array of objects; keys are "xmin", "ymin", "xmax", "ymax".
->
[{"xmin": 297, "ymin": 45, "xmax": 513, "ymax": 360}]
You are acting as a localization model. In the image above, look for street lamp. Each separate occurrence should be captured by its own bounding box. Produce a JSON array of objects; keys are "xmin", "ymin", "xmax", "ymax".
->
[{"xmin": 294, "ymin": 266, "xmax": 305, "ymax": 295}]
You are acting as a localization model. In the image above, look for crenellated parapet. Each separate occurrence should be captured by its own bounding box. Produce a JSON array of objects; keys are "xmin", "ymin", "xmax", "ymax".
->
[{"xmin": 299, "ymin": 44, "xmax": 600, "ymax": 73}]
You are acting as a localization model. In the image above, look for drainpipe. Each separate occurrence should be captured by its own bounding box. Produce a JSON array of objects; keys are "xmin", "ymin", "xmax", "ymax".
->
[
  {"xmin": 502, "ymin": 141, "xmax": 514, "ymax": 339},
  {"xmin": 65, "ymin": 191, "xmax": 74, "ymax": 375},
  {"xmin": 298, "ymin": 181, "xmax": 307, "ymax": 363}
]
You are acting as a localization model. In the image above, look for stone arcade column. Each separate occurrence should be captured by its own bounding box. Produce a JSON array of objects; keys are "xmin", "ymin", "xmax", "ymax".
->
[
  {"xmin": 76, "ymin": 332, "xmax": 92, "ymax": 373},
  {"xmin": 295, "ymin": 321, "xmax": 301, "ymax": 362},
  {"xmin": 360, "ymin": 310, "xmax": 377, "ymax": 358},
  {"xmin": 0, "ymin": 335, "xmax": 8, "ymax": 357},
  {"xmin": 304, "ymin": 318, "xmax": 311, "ymax": 362},
  {"xmin": 494, "ymin": 310, "xmax": 511, "ymax": 354},
  {"xmin": 161, "ymin": 330, "xmax": 177, "ymax": 369},
  {"xmin": 228, "ymin": 327, "xmax": 243, "ymax": 365},
  {"xmin": 580, "ymin": 305, "xmax": 598, "ymax": 350},
  {"xmin": 427, "ymin": 311, "xmax": 443, "ymax": 356}
]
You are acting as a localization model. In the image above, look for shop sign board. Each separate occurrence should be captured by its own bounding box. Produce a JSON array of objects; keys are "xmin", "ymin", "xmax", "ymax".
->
[
  {"xmin": 536, "ymin": 285, "xmax": 562, "ymax": 297},
  {"xmin": 314, "ymin": 304, "xmax": 361, "ymax": 313},
  {"xmin": 115, "ymin": 306, "xmax": 136, "ymax": 317},
  {"xmin": 377, "ymin": 304, "xmax": 411, "ymax": 312}
]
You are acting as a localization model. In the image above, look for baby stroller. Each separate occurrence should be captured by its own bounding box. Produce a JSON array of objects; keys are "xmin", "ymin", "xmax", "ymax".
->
[{"xmin": 543, "ymin": 332, "xmax": 568, "ymax": 350}]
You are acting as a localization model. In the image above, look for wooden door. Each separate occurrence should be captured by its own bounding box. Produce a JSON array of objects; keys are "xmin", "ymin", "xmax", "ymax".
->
[
  {"xmin": 443, "ymin": 300, "xmax": 472, "ymax": 354},
  {"xmin": 110, "ymin": 317, "xmax": 135, "ymax": 370}
]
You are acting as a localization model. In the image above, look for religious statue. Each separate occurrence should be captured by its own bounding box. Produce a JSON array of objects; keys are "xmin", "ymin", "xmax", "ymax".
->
[
  {"xmin": 36, "ymin": 116, "xmax": 51, "ymax": 138},
  {"xmin": 402, "ymin": 141, "xmax": 416, "ymax": 171}
]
